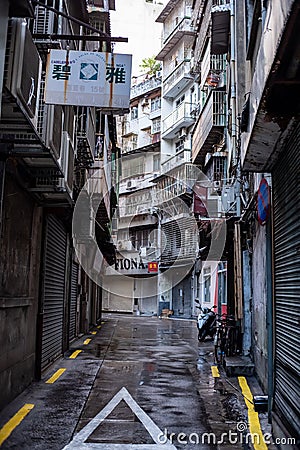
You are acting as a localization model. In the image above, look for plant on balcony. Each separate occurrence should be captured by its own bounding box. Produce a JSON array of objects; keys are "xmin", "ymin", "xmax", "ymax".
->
[{"xmin": 139, "ymin": 56, "xmax": 161, "ymax": 77}]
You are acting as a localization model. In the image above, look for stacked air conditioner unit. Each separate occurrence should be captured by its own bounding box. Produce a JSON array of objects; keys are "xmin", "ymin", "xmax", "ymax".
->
[
  {"xmin": 77, "ymin": 107, "xmax": 96, "ymax": 163},
  {"xmin": 38, "ymin": 92, "xmax": 64, "ymax": 160},
  {"xmin": 33, "ymin": 2, "xmax": 56, "ymax": 36},
  {"xmin": 126, "ymin": 179, "xmax": 137, "ymax": 190},
  {"xmin": 117, "ymin": 240, "xmax": 132, "ymax": 251},
  {"xmin": 58, "ymin": 131, "xmax": 74, "ymax": 197},
  {"xmin": 4, "ymin": 19, "xmax": 42, "ymax": 131}
]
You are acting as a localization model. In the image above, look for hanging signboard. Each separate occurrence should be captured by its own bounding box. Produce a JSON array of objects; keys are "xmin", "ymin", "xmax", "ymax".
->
[{"xmin": 44, "ymin": 50, "xmax": 132, "ymax": 109}]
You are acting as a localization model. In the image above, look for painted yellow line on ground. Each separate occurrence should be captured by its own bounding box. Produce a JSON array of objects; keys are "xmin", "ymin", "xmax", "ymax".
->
[
  {"xmin": 101, "ymin": 321, "xmax": 105, "ymax": 324},
  {"xmin": 97, "ymin": 325, "xmax": 101, "ymax": 329},
  {"xmin": 84, "ymin": 338, "xmax": 91, "ymax": 345},
  {"xmin": 238, "ymin": 376, "xmax": 268, "ymax": 450},
  {"xmin": 91, "ymin": 331, "xmax": 97, "ymax": 335},
  {"xmin": 211, "ymin": 365, "xmax": 220, "ymax": 378},
  {"xmin": 0, "ymin": 403, "xmax": 34, "ymax": 446},
  {"xmin": 45, "ymin": 368, "xmax": 66, "ymax": 384},
  {"xmin": 69, "ymin": 350, "xmax": 82, "ymax": 359}
]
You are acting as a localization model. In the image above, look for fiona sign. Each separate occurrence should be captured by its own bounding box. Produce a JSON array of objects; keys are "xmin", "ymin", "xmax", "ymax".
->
[{"xmin": 115, "ymin": 257, "xmax": 147, "ymax": 271}]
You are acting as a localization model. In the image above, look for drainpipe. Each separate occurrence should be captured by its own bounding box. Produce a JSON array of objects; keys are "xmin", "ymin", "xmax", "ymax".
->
[
  {"xmin": 230, "ymin": 0, "xmax": 241, "ymax": 217},
  {"xmin": 230, "ymin": 0, "xmax": 237, "ymax": 166}
]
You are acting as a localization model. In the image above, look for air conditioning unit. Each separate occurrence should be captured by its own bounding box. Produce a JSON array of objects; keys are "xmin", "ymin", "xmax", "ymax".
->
[
  {"xmin": 221, "ymin": 185, "xmax": 236, "ymax": 214},
  {"xmin": 58, "ymin": 131, "xmax": 74, "ymax": 197},
  {"xmin": 33, "ymin": 4, "xmax": 56, "ymax": 35},
  {"xmin": 117, "ymin": 240, "xmax": 132, "ymax": 251},
  {"xmin": 5, "ymin": 19, "xmax": 42, "ymax": 128},
  {"xmin": 74, "ymin": 212, "xmax": 95, "ymax": 243},
  {"xmin": 126, "ymin": 179, "xmax": 137, "ymax": 190},
  {"xmin": 40, "ymin": 103, "xmax": 64, "ymax": 160}
]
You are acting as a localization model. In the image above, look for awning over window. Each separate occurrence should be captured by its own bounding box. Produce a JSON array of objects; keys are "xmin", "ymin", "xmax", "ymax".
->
[{"xmin": 211, "ymin": 9, "xmax": 230, "ymax": 55}]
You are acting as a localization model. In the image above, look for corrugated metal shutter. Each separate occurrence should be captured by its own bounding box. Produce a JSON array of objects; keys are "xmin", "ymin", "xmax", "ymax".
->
[
  {"xmin": 273, "ymin": 121, "xmax": 300, "ymax": 438},
  {"xmin": 161, "ymin": 217, "xmax": 198, "ymax": 264},
  {"xmin": 69, "ymin": 261, "xmax": 79, "ymax": 342},
  {"xmin": 41, "ymin": 215, "xmax": 67, "ymax": 370}
]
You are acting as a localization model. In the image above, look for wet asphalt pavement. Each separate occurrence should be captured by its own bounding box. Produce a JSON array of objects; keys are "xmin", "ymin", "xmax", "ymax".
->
[{"xmin": 0, "ymin": 314, "xmax": 250, "ymax": 449}]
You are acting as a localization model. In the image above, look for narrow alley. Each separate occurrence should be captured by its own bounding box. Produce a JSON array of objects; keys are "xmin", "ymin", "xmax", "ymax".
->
[
  {"xmin": 0, "ymin": 314, "xmax": 264, "ymax": 449},
  {"xmin": 1, "ymin": 0, "xmax": 300, "ymax": 447}
]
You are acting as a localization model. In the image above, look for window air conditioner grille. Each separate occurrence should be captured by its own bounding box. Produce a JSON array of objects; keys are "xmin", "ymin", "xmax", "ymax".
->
[
  {"xmin": 37, "ymin": 79, "xmax": 45, "ymax": 136},
  {"xmin": 33, "ymin": 3, "xmax": 55, "ymax": 35}
]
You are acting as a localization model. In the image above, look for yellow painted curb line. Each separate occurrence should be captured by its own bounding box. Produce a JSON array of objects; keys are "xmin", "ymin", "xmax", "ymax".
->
[
  {"xmin": 45, "ymin": 368, "xmax": 66, "ymax": 384},
  {"xmin": 238, "ymin": 376, "xmax": 268, "ymax": 450},
  {"xmin": 91, "ymin": 331, "xmax": 97, "ymax": 335},
  {"xmin": 69, "ymin": 350, "xmax": 82, "ymax": 359},
  {"xmin": 211, "ymin": 366, "xmax": 220, "ymax": 378},
  {"xmin": 0, "ymin": 404, "xmax": 34, "ymax": 446},
  {"xmin": 83, "ymin": 338, "xmax": 91, "ymax": 345}
]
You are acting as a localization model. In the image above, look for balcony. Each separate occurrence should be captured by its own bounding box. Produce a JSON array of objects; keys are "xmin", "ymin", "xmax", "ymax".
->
[
  {"xmin": 161, "ymin": 149, "xmax": 191, "ymax": 174},
  {"xmin": 122, "ymin": 141, "xmax": 138, "ymax": 154},
  {"xmin": 162, "ymin": 102, "xmax": 196, "ymax": 139},
  {"xmin": 201, "ymin": 50, "xmax": 227, "ymax": 88},
  {"xmin": 156, "ymin": 18, "xmax": 196, "ymax": 61},
  {"xmin": 154, "ymin": 163, "xmax": 200, "ymax": 204},
  {"xmin": 163, "ymin": 60, "xmax": 194, "ymax": 99},
  {"xmin": 192, "ymin": 90, "xmax": 226, "ymax": 164},
  {"xmin": 131, "ymin": 77, "xmax": 161, "ymax": 99}
]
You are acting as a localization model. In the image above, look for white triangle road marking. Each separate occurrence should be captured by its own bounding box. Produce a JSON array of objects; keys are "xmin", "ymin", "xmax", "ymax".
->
[{"xmin": 62, "ymin": 387, "xmax": 177, "ymax": 449}]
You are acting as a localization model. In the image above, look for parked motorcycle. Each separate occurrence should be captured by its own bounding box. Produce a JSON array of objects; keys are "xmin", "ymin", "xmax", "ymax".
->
[{"xmin": 195, "ymin": 299, "xmax": 217, "ymax": 341}]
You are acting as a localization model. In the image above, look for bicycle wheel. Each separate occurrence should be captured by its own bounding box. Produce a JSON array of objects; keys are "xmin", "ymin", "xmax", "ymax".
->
[
  {"xmin": 214, "ymin": 330, "xmax": 222, "ymax": 364},
  {"xmin": 225, "ymin": 327, "xmax": 237, "ymax": 356}
]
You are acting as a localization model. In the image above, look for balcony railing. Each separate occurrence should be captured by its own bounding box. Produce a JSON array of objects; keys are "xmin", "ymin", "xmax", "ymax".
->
[
  {"xmin": 122, "ymin": 142, "xmax": 138, "ymax": 154},
  {"xmin": 118, "ymin": 188, "xmax": 155, "ymax": 217},
  {"xmin": 192, "ymin": 90, "xmax": 226, "ymax": 163},
  {"xmin": 163, "ymin": 17, "xmax": 194, "ymax": 44},
  {"xmin": 212, "ymin": 0, "xmax": 230, "ymax": 6},
  {"xmin": 201, "ymin": 48, "xmax": 226, "ymax": 87},
  {"xmin": 155, "ymin": 163, "xmax": 200, "ymax": 204},
  {"xmin": 131, "ymin": 77, "xmax": 161, "ymax": 99},
  {"xmin": 161, "ymin": 149, "xmax": 191, "ymax": 174},
  {"xmin": 162, "ymin": 102, "xmax": 196, "ymax": 138},
  {"xmin": 163, "ymin": 60, "xmax": 193, "ymax": 98},
  {"xmin": 156, "ymin": 16, "xmax": 196, "ymax": 61}
]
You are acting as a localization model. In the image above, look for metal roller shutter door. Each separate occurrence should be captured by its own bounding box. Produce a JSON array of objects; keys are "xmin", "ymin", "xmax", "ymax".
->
[
  {"xmin": 41, "ymin": 215, "xmax": 67, "ymax": 370},
  {"xmin": 273, "ymin": 121, "xmax": 300, "ymax": 438},
  {"xmin": 69, "ymin": 261, "xmax": 79, "ymax": 342}
]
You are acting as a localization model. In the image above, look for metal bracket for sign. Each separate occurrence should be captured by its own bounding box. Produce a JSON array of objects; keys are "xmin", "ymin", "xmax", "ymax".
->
[{"xmin": 62, "ymin": 387, "xmax": 177, "ymax": 449}]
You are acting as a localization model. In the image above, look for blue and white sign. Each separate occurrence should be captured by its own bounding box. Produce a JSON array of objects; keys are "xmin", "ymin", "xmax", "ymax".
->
[{"xmin": 45, "ymin": 50, "xmax": 132, "ymax": 109}]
